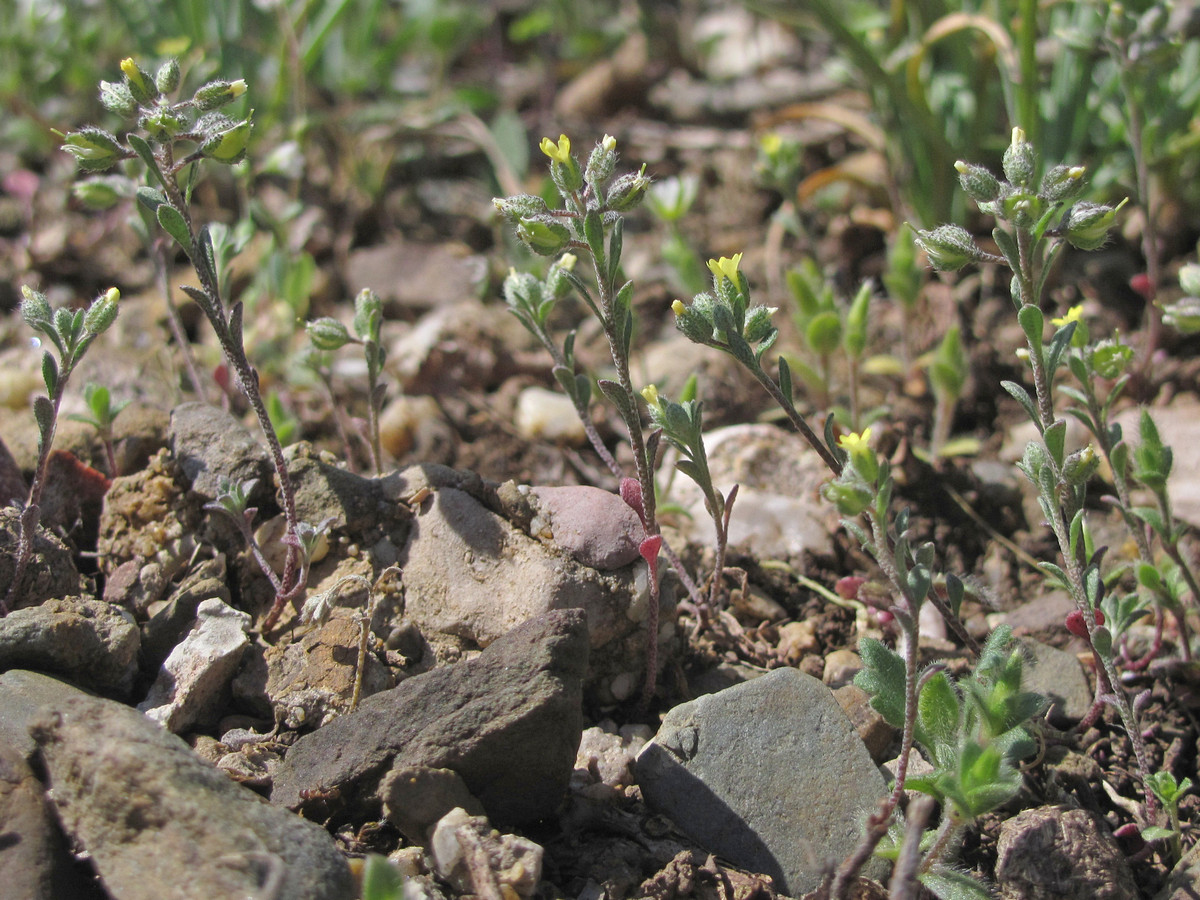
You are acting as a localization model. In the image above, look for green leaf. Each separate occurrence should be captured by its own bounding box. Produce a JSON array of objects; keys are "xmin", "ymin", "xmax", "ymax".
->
[
  {"xmin": 583, "ymin": 209, "xmax": 605, "ymax": 276},
  {"xmin": 33, "ymin": 396, "xmax": 54, "ymax": 445},
  {"xmin": 360, "ymin": 854, "xmax": 406, "ymax": 900},
  {"xmin": 126, "ymin": 133, "xmax": 166, "ymax": 187},
  {"xmin": 945, "ymin": 573, "xmax": 965, "ymax": 616},
  {"xmin": 1141, "ymin": 826, "xmax": 1176, "ymax": 842},
  {"xmin": 918, "ymin": 671, "xmax": 961, "ymax": 762},
  {"xmin": 921, "ymin": 867, "xmax": 997, "ymax": 900},
  {"xmin": 597, "ymin": 378, "xmax": 636, "ymax": 425},
  {"xmin": 1001, "ymin": 380, "xmax": 1040, "ymax": 428},
  {"xmin": 1043, "ymin": 419, "xmax": 1067, "ymax": 468},
  {"xmin": 854, "ymin": 638, "xmax": 907, "ymax": 728},
  {"xmin": 1017, "ymin": 304, "xmax": 1044, "ymax": 354},
  {"xmin": 156, "ymin": 204, "xmax": 193, "ymax": 252},
  {"xmin": 1129, "ymin": 505, "xmax": 1168, "ymax": 538},
  {"xmin": 41, "ymin": 352, "xmax": 59, "ymax": 398},
  {"xmin": 608, "ymin": 216, "xmax": 624, "ymax": 285},
  {"xmin": 993, "ymin": 227, "xmax": 1020, "ymax": 278},
  {"xmin": 777, "ymin": 356, "xmax": 794, "ymax": 407}
]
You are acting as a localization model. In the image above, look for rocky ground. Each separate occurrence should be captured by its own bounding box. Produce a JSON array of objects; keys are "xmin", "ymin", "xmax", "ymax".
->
[{"xmin": 3, "ymin": 5, "xmax": 1200, "ymax": 900}]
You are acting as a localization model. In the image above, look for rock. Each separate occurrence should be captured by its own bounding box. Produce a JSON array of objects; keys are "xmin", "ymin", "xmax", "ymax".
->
[
  {"xmin": 111, "ymin": 401, "xmax": 169, "ymax": 476},
  {"xmin": 399, "ymin": 482, "xmax": 668, "ymax": 704},
  {"xmin": 515, "ymin": 387, "xmax": 587, "ymax": 446},
  {"xmin": 833, "ymin": 684, "xmax": 897, "ymax": 764},
  {"xmin": 378, "ymin": 394, "xmax": 455, "ymax": 463},
  {"xmin": 1156, "ymin": 836, "xmax": 1200, "ymax": 899},
  {"xmin": 0, "ymin": 670, "xmax": 94, "ymax": 759},
  {"xmin": 635, "ymin": 668, "xmax": 888, "ymax": 895},
  {"xmin": 382, "ymin": 766, "xmax": 487, "ymax": 843},
  {"xmin": 823, "ymin": 648, "xmax": 864, "ymax": 687},
  {"xmin": 271, "ymin": 609, "xmax": 588, "ymax": 828},
  {"xmin": 168, "ymin": 402, "xmax": 272, "ymax": 503},
  {"xmin": 0, "ymin": 597, "xmax": 139, "ymax": 697},
  {"xmin": 98, "ymin": 448, "xmax": 199, "ymax": 614},
  {"xmin": 0, "ymin": 507, "xmax": 89, "ymax": 611},
  {"xmin": 31, "ymin": 693, "xmax": 354, "ymax": 900},
  {"xmin": 662, "ymin": 424, "xmax": 838, "ymax": 561},
  {"xmin": 0, "ymin": 738, "xmax": 102, "ymax": 899},
  {"xmin": 574, "ymin": 722, "xmax": 653, "ymax": 790},
  {"xmin": 345, "ymin": 241, "xmax": 486, "ymax": 312},
  {"xmin": 995, "ymin": 806, "xmax": 1136, "ymax": 900},
  {"xmin": 1019, "ymin": 639, "xmax": 1093, "ymax": 726},
  {"xmin": 138, "ymin": 598, "xmax": 251, "ymax": 733},
  {"xmin": 527, "ymin": 485, "xmax": 643, "ymax": 570},
  {"xmin": 141, "ymin": 555, "xmax": 232, "ymax": 668},
  {"xmin": 234, "ymin": 608, "xmax": 394, "ymax": 729},
  {"xmin": 1115, "ymin": 398, "xmax": 1200, "ymax": 529},
  {"xmin": 429, "ymin": 807, "xmax": 543, "ymax": 900}
]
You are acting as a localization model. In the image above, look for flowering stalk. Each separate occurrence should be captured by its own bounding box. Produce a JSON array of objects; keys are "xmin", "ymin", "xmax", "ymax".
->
[{"xmin": 4, "ymin": 287, "xmax": 120, "ymax": 613}]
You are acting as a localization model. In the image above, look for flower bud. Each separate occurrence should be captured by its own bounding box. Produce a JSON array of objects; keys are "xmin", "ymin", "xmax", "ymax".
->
[
  {"xmin": 83, "ymin": 287, "xmax": 120, "ymax": 336},
  {"xmin": 307, "ymin": 317, "xmax": 352, "ymax": 350},
  {"xmin": 1179, "ymin": 262, "xmax": 1200, "ymax": 297},
  {"xmin": 200, "ymin": 114, "xmax": 254, "ymax": 164},
  {"xmin": 352, "ymin": 288, "xmax": 383, "ymax": 340},
  {"xmin": 954, "ymin": 161, "xmax": 1000, "ymax": 203},
  {"xmin": 120, "ymin": 57, "xmax": 159, "ymax": 105},
  {"xmin": 155, "ymin": 58, "xmax": 181, "ymax": 94},
  {"xmin": 60, "ymin": 127, "xmax": 124, "ymax": 172},
  {"xmin": 541, "ymin": 134, "xmax": 583, "ymax": 193},
  {"xmin": 1002, "ymin": 126, "xmax": 1037, "ymax": 189},
  {"xmin": 1001, "ymin": 191, "xmax": 1043, "ymax": 230},
  {"xmin": 585, "ymin": 139, "xmax": 618, "ymax": 187},
  {"xmin": 73, "ymin": 176, "xmax": 127, "ymax": 210},
  {"xmin": 193, "ymin": 79, "xmax": 248, "ymax": 111},
  {"xmin": 1162, "ymin": 298, "xmax": 1200, "ymax": 335},
  {"xmin": 492, "ymin": 194, "xmax": 549, "ymax": 220},
  {"xmin": 606, "ymin": 166, "xmax": 651, "ymax": 211},
  {"xmin": 823, "ymin": 479, "xmax": 874, "ymax": 517},
  {"xmin": 20, "ymin": 285, "xmax": 52, "ymax": 329},
  {"xmin": 744, "ymin": 306, "xmax": 778, "ymax": 344},
  {"xmin": 1061, "ymin": 444, "xmax": 1099, "ymax": 485},
  {"xmin": 1089, "ymin": 339, "xmax": 1134, "ymax": 378},
  {"xmin": 838, "ymin": 429, "xmax": 878, "ymax": 484},
  {"xmin": 516, "ymin": 219, "xmax": 571, "ymax": 256},
  {"xmin": 1063, "ymin": 199, "xmax": 1127, "ymax": 251},
  {"xmin": 914, "ymin": 224, "xmax": 982, "ymax": 271},
  {"xmin": 140, "ymin": 108, "xmax": 185, "ymax": 142},
  {"xmin": 99, "ymin": 80, "xmax": 138, "ymax": 117},
  {"xmin": 1040, "ymin": 164, "xmax": 1087, "ymax": 203}
]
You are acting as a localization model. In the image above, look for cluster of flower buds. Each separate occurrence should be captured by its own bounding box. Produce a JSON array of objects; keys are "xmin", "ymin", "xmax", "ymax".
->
[
  {"xmin": 61, "ymin": 57, "xmax": 253, "ymax": 184},
  {"xmin": 915, "ymin": 128, "xmax": 1125, "ymax": 270}
]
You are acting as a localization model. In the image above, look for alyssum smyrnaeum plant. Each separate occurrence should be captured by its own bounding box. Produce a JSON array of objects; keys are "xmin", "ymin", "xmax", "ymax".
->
[
  {"xmin": 60, "ymin": 58, "xmax": 327, "ymax": 632},
  {"xmin": 914, "ymin": 127, "xmax": 1197, "ymax": 833},
  {"xmin": 495, "ymin": 134, "xmax": 682, "ymax": 707},
  {"xmin": 3, "ymin": 286, "xmax": 120, "ymax": 615},
  {"xmin": 498, "ymin": 134, "xmax": 1042, "ymax": 898},
  {"xmin": 670, "ymin": 248, "xmax": 1044, "ymax": 899}
]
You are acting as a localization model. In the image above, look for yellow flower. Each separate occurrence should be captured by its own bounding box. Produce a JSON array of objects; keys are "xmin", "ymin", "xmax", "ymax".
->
[
  {"xmin": 641, "ymin": 384, "xmax": 660, "ymax": 405},
  {"xmin": 838, "ymin": 428, "xmax": 872, "ymax": 454},
  {"xmin": 119, "ymin": 57, "xmax": 140, "ymax": 83},
  {"xmin": 558, "ymin": 253, "xmax": 577, "ymax": 271},
  {"xmin": 602, "ymin": 134, "xmax": 617, "ymax": 152},
  {"xmin": 706, "ymin": 252, "xmax": 743, "ymax": 284},
  {"xmin": 1051, "ymin": 305, "xmax": 1084, "ymax": 328},
  {"xmin": 1011, "ymin": 126, "xmax": 1026, "ymax": 147},
  {"xmin": 671, "ymin": 299, "xmax": 686, "ymax": 316},
  {"xmin": 760, "ymin": 132, "xmax": 783, "ymax": 155},
  {"xmin": 539, "ymin": 134, "xmax": 571, "ymax": 164}
]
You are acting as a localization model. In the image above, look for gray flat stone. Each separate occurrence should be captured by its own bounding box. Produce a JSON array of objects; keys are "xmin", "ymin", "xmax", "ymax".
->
[
  {"xmin": 635, "ymin": 668, "xmax": 888, "ymax": 895},
  {"xmin": 271, "ymin": 609, "xmax": 588, "ymax": 827},
  {"xmin": 168, "ymin": 402, "xmax": 272, "ymax": 503},
  {"xmin": 31, "ymin": 693, "xmax": 353, "ymax": 900},
  {"xmin": 0, "ymin": 597, "xmax": 139, "ymax": 698},
  {"xmin": 0, "ymin": 738, "xmax": 101, "ymax": 900},
  {"xmin": 0, "ymin": 669, "xmax": 93, "ymax": 760},
  {"xmin": 1019, "ymin": 639, "xmax": 1092, "ymax": 726}
]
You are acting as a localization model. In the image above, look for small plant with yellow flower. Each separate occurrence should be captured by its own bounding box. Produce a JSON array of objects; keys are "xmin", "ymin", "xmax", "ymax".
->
[{"xmin": 57, "ymin": 58, "xmax": 328, "ymax": 633}]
